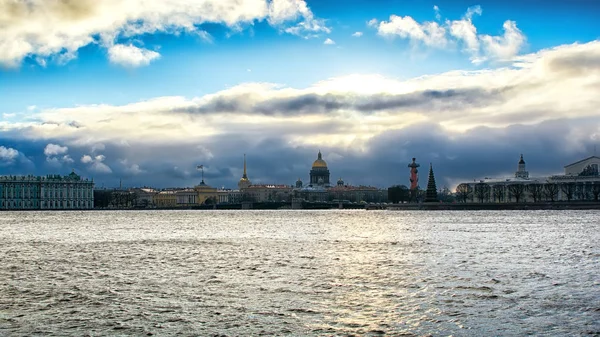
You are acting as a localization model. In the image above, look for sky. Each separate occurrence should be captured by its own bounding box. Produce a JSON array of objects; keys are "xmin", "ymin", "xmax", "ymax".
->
[{"xmin": 1, "ymin": 0, "xmax": 600, "ymax": 189}]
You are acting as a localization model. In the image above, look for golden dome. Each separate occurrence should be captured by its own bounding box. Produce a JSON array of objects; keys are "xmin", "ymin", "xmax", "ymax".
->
[{"xmin": 312, "ymin": 150, "xmax": 328, "ymax": 168}]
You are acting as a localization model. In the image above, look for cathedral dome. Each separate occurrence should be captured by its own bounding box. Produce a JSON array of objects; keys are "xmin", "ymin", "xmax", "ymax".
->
[{"xmin": 312, "ymin": 150, "xmax": 328, "ymax": 169}]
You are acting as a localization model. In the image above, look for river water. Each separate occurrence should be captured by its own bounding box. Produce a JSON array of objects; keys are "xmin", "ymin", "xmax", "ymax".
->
[{"xmin": 0, "ymin": 210, "xmax": 598, "ymax": 336}]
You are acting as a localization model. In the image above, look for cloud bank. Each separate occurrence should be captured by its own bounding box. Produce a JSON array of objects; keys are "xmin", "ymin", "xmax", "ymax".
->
[
  {"xmin": 0, "ymin": 0, "xmax": 328, "ymax": 68},
  {"xmin": 374, "ymin": 5, "xmax": 526, "ymax": 63},
  {"xmin": 1, "ymin": 40, "xmax": 600, "ymax": 188}
]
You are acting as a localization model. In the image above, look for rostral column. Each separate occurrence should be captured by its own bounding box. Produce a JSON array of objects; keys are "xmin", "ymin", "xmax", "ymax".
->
[{"xmin": 408, "ymin": 158, "xmax": 420, "ymax": 201}]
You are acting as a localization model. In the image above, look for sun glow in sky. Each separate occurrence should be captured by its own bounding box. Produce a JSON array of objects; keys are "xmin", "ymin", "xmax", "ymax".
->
[{"xmin": 1, "ymin": 0, "xmax": 600, "ymax": 188}]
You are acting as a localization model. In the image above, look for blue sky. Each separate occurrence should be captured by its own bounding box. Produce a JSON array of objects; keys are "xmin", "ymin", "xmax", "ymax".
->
[{"xmin": 1, "ymin": 0, "xmax": 600, "ymax": 189}]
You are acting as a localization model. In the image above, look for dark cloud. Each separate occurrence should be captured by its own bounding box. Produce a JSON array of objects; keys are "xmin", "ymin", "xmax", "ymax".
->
[
  {"xmin": 178, "ymin": 87, "xmax": 506, "ymax": 116},
  {"xmin": 2, "ymin": 115, "xmax": 599, "ymax": 190}
]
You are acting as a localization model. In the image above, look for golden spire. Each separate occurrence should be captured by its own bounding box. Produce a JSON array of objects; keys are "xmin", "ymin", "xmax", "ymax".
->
[{"xmin": 242, "ymin": 153, "xmax": 248, "ymax": 179}]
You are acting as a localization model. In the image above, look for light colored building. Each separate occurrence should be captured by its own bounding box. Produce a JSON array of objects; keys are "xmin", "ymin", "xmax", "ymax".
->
[
  {"xmin": 129, "ymin": 188, "xmax": 157, "ymax": 207},
  {"xmin": 328, "ymin": 179, "xmax": 388, "ymax": 203},
  {"xmin": 0, "ymin": 171, "xmax": 94, "ymax": 210},
  {"xmin": 195, "ymin": 180, "xmax": 218, "ymax": 204},
  {"xmin": 456, "ymin": 155, "xmax": 600, "ymax": 202},
  {"xmin": 242, "ymin": 184, "xmax": 293, "ymax": 202},
  {"xmin": 153, "ymin": 190, "xmax": 177, "ymax": 207},
  {"xmin": 176, "ymin": 189, "xmax": 198, "ymax": 206}
]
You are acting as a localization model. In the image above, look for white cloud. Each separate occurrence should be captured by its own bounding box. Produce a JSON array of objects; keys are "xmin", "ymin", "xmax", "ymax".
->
[
  {"xmin": 373, "ymin": 5, "xmax": 526, "ymax": 63},
  {"xmin": 352, "ymin": 31, "xmax": 363, "ymax": 37},
  {"xmin": 376, "ymin": 15, "xmax": 448, "ymax": 48},
  {"xmin": 479, "ymin": 20, "xmax": 526, "ymax": 62},
  {"xmin": 81, "ymin": 155, "xmax": 93, "ymax": 164},
  {"xmin": 81, "ymin": 154, "xmax": 112, "ymax": 173},
  {"xmin": 0, "ymin": 0, "xmax": 327, "ymax": 67},
  {"xmin": 119, "ymin": 159, "xmax": 144, "ymax": 175},
  {"xmin": 2, "ymin": 41, "xmax": 599, "ymax": 152},
  {"xmin": 108, "ymin": 44, "xmax": 161, "ymax": 67},
  {"xmin": 433, "ymin": 5, "xmax": 441, "ymax": 21},
  {"xmin": 44, "ymin": 143, "xmax": 69, "ymax": 156},
  {"xmin": 324, "ymin": 38, "xmax": 335, "ymax": 45},
  {"xmin": 367, "ymin": 19, "xmax": 379, "ymax": 27},
  {"xmin": 0, "ymin": 146, "xmax": 19, "ymax": 163}
]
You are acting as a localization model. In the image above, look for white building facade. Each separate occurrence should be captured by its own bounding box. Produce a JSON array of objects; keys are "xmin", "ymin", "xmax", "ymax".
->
[
  {"xmin": 1, "ymin": 172, "xmax": 94, "ymax": 210},
  {"xmin": 457, "ymin": 155, "xmax": 600, "ymax": 203}
]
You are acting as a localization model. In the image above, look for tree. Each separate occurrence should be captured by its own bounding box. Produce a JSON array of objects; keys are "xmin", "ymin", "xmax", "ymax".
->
[
  {"xmin": 560, "ymin": 182, "xmax": 576, "ymax": 202},
  {"xmin": 528, "ymin": 184, "xmax": 544, "ymax": 202},
  {"xmin": 474, "ymin": 183, "xmax": 491, "ymax": 203},
  {"xmin": 544, "ymin": 183, "xmax": 559, "ymax": 202},
  {"xmin": 508, "ymin": 184, "xmax": 526, "ymax": 203},
  {"xmin": 388, "ymin": 185, "xmax": 409, "ymax": 203},
  {"xmin": 455, "ymin": 184, "xmax": 472, "ymax": 203},
  {"xmin": 491, "ymin": 185, "xmax": 505, "ymax": 203},
  {"xmin": 438, "ymin": 186, "xmax": 454, "ymax": 203}
]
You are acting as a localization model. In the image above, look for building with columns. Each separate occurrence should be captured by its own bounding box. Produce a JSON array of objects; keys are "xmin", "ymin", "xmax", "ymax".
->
[
  {"xmin": 456, "ymin": 154, "xmax": 600, "ymax": 202},
  {"xmin": 0, "ymin": 171, "xmax": 94, "ymax": 210}
]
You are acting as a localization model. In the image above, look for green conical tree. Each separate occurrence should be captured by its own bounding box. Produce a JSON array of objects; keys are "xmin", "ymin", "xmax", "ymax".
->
[{"xmin": 424, "ymin": 163, "xmax": 439, "ymax": 202}]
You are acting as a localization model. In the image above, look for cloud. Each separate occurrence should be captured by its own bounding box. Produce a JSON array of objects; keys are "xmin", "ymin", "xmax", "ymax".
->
[
  {"xmin": 1, "ymin": 40, "xmax": 599, "ymax": 188},
  {"xmin": 269, "ymin": 0, "xmax": 330, "ymax": 36},
  {"xmin": 44, "ymin": 143, "xmax": 69, "ymax": 156},
  {"xmin": 108, "ymin": 44, "xmax": 161, "ymax": 67},
  {"xmin": 376, "ymin": 15, "xmax": 448, "ymax": 48},
  {"xmin": 479, "ymin": 21, "xmax": 526, "ymax": 62},
  {"xmin": 43, "ymin": 143, "xmax": 74, "ymax": 166},
  {"xmin": 433, "ymin": 5, "xmax": 441, "ymax": 21},
  {"xmin": 373, "ymin": 5, "xmax": 526, "ymax": 63},
  {"xmin": 0, "ymin": 146, "xmax": 19, "ymax": 163},
  {"xmin": 81, "ymin": 154, "xmax": 112, "ymax": 174},
  {"xmin": 324, "ymin": 38, "xmax": 335, "ymax": 45},
  {"xmin": 0, "ymin": 0, "xmax": 327, "ymax": 68},
  {"xmin": 352, "ymin": 31, "xmax": 363, "ymax": 37}
]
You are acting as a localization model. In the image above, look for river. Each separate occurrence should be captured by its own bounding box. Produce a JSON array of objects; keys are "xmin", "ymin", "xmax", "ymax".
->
[{"xmin": 1, "ymin": 210, "xmax": 598, "ymax": 336}]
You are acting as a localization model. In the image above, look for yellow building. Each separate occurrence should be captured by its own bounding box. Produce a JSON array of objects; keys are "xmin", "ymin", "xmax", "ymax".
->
[
  {"xmin": 195, "ymin": 180, "xmax": 218, "ymax": 204},
  {"xmin": 153, "ymin": 190, "xmax": 177, "ymax": 207}
]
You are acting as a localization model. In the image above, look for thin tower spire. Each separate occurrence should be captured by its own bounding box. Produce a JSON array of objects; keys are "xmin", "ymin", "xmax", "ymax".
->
[{"xmin": 243, "ymin": 153, "xmax": 247, "ymax": 178}]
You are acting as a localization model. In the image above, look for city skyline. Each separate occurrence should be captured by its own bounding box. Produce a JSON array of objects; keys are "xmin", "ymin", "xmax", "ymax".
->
[{"xmin": 1, "ymin": 0, "xmax": 600, "ymax": 189}]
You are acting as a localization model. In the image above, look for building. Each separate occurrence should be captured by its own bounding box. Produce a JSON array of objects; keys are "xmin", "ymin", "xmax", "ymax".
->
[
  {"xmin": 309, "ymin": 150, "xmax": 330, "ymax": 187},
  {"xmin": 153, "ymin": 190, "xmax": 178, "ymax": 207},
  {"xmin": 242, "ymin": 184, "xmax": 293, "ymax": 202},
  {"xmin": 129, "ymin": 187, "xmax": 157, "ymax": 207},
  {"xmin": 176, "ymin": 189, "xmax": 199, "ymax": 206},
  {"xmin": 0, "ymin": 171, "xmax": 94, "ymax": 210},
  {"xmin": 194, "ymin": 180, "xmax": 218, "ymax": 204},
  {"xmin": 456, "ymin": 154, "xmax": 600, "ymax": 202}
]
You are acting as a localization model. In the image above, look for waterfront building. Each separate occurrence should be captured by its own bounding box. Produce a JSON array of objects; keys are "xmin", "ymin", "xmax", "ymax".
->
[
  {"xmin": 327, "ymin": 184, "xmax": 388, "ymax": 203},
  {"xmin": 0, "ymin": 171, "xmax": 94, "ymax": 210},
  {"xmin": 456, "ymin": 155, "xmax": 600, "ymax": 202},
  {"xmin": 309, "ymin": 151, "xmax": 330, "ymax": 187},
  {"xmin": 242, "ymin": 184, "xmax": 293, "ymax": 202},
  {"xmin": 195, "ymin": 180, "xmax": 218, "ymax": 204},
  {"xmin": 153, "ymin": 190, "xmax": 177, "ymax": 207},
  {"xmin": 176, "ymin": 189, "xmax": 199, "ymax": 206},
  {"xmin": 129, "ymin": 187, "xmax": 157, "ymax": 207}
]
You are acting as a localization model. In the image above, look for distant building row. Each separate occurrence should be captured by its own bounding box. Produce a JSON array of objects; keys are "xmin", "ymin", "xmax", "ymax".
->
[
  {"xmin": 0, "ymin": 172, "xmax": 94, "ymax": 210},
  {"xmin": 98, "ymin": 151, "xmax": 388, "ymax": 208},
  {"xmin": 456, "ymin": 155, "xmax": 600, "ymax": 202}
]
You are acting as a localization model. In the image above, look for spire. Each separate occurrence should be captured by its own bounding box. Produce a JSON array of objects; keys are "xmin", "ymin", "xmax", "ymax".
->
[
  {"xmin": 318, "ymin": 150, "xmax": 322, "ymax": 160},
  {"xmin": 424, "ymin": 163, "xmax": 438, "ymax": 202},
  {"xmin": 519, "ymin": 154, "xmax": 525, "ymax": 164},
  {"xmin": 242, "ymin": 153, "xmax": 247, "ymax": 179}
]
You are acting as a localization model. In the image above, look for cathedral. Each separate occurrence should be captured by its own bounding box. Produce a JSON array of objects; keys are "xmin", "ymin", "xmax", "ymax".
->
[{"xmin": 309, "ymin": 150, "xmax": 330, "ymax": 187}]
